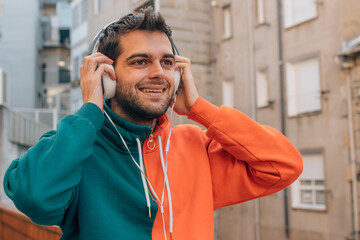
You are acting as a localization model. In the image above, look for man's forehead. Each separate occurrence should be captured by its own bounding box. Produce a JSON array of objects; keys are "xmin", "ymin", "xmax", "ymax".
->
[{"xmin": 119, "ymin": 30, "xmax": 173, "ymax": 52}]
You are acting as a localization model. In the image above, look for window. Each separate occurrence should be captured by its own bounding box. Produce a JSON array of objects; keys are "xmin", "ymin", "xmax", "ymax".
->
[
  {"xmin": 42, "ymin": 63, "xmax": 47, "ymax": 84},
  {"xmin": 222, "ymin": 4, "xmax": 232, "ymax": 39},
  {"xmin": 222, "ymin": 80, "xmax": 234, "ymax": 107},
  {"xmin": 286, "ymin": 55, "xmax": 321, "ymax": 116},
  {"xmin": 256, "ymin": 69, "xmax": 269, "ymax": 108},
  {"xmin": 292, "ymin": 152, "xmax": 326, "ymax": 210},
  {"xmin": 283, "ymin": 0, "xmax": 317, "ymax": 28},
  {"xmin": 255, "ymin": 0, "xmax": 265, "ymax": 24},
  {"xmin": 59, "ymin": 67, "xmax": 70, "ymax": 83},
  {"xmin": 93, "ymin": 0, "xmax": 101, "ymax": 15},
  {"xmin": 59, "ymin": 29, "xmax": 70, "ymax": 45},
  {"xmin": 59, "ymin": 2, "xmax": 71, "ymax": 27}
]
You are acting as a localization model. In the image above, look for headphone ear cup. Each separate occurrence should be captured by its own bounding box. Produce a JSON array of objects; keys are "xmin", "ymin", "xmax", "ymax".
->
[
  {"xmin": 174, "ymin": 68, "xmax": 181, "ymax": 95},
  {"xmin": 102, "ymin": 64, "xmax": 117, "ymax": 99}
]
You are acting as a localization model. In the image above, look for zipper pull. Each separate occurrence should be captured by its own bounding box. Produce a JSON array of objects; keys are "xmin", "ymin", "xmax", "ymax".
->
[{"xmin": 147, "ymin": 130, "xmax": 156, "ymax": 150}]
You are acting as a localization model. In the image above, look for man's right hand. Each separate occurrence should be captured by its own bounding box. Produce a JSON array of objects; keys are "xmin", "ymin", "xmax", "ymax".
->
[{"xmin": 80, "ymin": 53, "xmax": 116, "ymax": 111}]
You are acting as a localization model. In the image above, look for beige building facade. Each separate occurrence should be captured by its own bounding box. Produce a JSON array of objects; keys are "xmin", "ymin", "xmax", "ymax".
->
[{"xmin": 211, "ymin": 0, "xmax": 360, "ymax": 239}]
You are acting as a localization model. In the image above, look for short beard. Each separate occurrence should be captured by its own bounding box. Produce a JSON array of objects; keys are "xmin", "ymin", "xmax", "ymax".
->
[{"xmin": 115, "ymin": 87, "xmax": 173, "ymax": 122}]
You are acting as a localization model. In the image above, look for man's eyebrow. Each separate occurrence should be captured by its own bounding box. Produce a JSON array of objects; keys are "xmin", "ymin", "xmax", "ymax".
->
[
  {"xmin": 163, "ymin": 53, "xmax": 175, "ymax": 59},
  {"xmin": 125, "ymin": 53, "xmax": 175, "ymax": 62},
  {"xmin": 126, "ymin": 53, "xmax": 150, "ymax": 62}
]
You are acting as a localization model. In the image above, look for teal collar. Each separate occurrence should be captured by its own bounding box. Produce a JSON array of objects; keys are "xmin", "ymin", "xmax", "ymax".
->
[{"xmin": 101, "ymin": 100, "xmax": 152, "ymax": 151}]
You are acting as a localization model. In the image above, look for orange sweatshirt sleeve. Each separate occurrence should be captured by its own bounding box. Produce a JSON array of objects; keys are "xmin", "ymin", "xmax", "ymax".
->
[{"xmin": 188, "ymin": 97, "xmax": 303, "ymax": 210}]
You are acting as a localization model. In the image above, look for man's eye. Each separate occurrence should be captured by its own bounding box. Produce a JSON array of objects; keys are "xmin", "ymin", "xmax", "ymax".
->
[
  {"xmin": 162, "ymin": 60, "xmax": 174, "ymax": 66},
  {"xmin": 132, "ymin": 60, "xmax": 147, "ymax": 65}
]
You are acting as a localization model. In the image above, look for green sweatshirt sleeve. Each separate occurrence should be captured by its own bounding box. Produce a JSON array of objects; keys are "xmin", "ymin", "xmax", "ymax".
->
[{"xmin": 3, "ymin": 103, "xmax": 104, "ymax": 226}]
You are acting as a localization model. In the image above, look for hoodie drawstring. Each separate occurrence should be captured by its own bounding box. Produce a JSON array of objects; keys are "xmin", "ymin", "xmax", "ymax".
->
[
  {"xmin": 104, "ymin": 110, "xmax": 173, "ymax": 240},
  {"xmin": 137, "ymin": 138, "xmax": 151, "ymax": 218}
]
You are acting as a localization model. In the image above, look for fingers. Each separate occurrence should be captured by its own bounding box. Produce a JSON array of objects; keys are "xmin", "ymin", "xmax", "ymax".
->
[
  {"xmin": 96, "ymin": 64, "xmax": 116, "ymax": 80},
  {"xmin": 82, "ymin": 52, "xmax": 114, "ymax": 73},
  {"xmin": 80, "ymin": 53, "xmax": 115, "ymax": 110},
  {"xmin": 174, "ymin": 55, "xmax": 191, "ymax": 72},
  {"xmin": 172, "ymin": 55, "xmax": 199, "ymax": 115}
]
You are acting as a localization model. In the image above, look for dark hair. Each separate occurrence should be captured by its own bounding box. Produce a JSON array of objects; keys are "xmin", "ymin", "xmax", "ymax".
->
[{"xmin": 96, "ymin": 7, "xmax": 173, "ymax": 65}]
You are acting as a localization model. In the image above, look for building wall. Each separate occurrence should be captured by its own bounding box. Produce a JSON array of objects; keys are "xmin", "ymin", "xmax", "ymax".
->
[
  {"xmin": 211, "ymin": 0, "xmax": 360, "ymax": 240},
  {"xmin": 158, "ymin": 0, "xmax": 213, "ymax": 125},
  {"xmin": 0, "ymin": 0, "xmax": 40, "ymax": 108},
  {"xmin": 0, "ymin": 106, "xmax": 29, "ymax": 206}
]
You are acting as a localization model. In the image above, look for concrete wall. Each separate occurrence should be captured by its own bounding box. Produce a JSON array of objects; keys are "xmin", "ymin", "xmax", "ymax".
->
[
  {"xmin": 0, "ymin": 106, "xmax": 28, "ymax": 206},
  {"xmin": 211, "ymin": 0, "xmax": 360, "ymax": 239},
  {"xmin": 159, "ymin": 0, "xmax": 213, "ymax": 125},
  {"xmin": 0, "ymin": 0, "xmax": 40, "ymax": 108}
]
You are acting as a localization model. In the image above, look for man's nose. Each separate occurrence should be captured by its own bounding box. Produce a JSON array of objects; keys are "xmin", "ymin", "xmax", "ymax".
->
[{"xmin": 148, "ymin": 62, "xmax": 165, "ymax": 79}]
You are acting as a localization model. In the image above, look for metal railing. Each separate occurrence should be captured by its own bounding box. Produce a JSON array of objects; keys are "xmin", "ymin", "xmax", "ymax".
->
[{"xmin": 8, "ymin": 110, "xmax": 52, "ymax": 147}]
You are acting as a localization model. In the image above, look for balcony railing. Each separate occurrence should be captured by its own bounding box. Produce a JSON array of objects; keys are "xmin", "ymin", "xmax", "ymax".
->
[{"xmin": 8, "ymin": 109, "xmax": 53, "ymax": 147}]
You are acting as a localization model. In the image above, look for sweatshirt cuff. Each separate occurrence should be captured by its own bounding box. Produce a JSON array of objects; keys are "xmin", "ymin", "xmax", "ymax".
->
[
  {"xmin": 187, "ymin": 97, "xmax": 220, "ymax": 129},
  {"xmin": 75, "ymin": 103, "xmax": 104, "ymax": 131}
]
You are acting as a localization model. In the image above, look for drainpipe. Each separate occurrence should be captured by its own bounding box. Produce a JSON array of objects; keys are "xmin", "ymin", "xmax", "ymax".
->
[
  {"xmin": 276, "ymin": 0, "xmax": 290, "ymax": 239},
  {"xmin": 209, "ymin": 0, "xmax": 217, "ymax": 104},
  {"xmin": 154, "ymin": 0, "xmax": 160, "ymax": 11},
  {"xmin": 246, "ymin": 0, "xmax": 261, "ymax": 239},
  {"xmin": 339, "ymin": 56, "xmax": 359, "ymax": 240}
]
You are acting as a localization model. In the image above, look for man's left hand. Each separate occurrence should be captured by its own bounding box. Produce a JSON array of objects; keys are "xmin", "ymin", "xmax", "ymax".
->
[{"xmin": 173, "ymin": 55, "xmax": 199, "ymax": 115}]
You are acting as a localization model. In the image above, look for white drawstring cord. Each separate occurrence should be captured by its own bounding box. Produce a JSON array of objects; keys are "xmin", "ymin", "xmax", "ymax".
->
[
  {"xmin": 137, "ymin": 139, "xmax": 151, "ymax": 218},
  {"xmin": 104, "ymin": 110, "xmax": 172, "ymax": 240},
  {"xmin": 158, "ymin": 135, "xmax": 174, "ymax": 239},
  {"xmin": 103, "ymin": 111, "xmax": 161, "ymax": 203}
]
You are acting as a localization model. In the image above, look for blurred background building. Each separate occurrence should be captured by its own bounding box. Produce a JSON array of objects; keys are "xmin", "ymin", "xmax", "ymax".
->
[{"xmin": 1, "ymin": 0, "xmax": 360, "ymax": 239}]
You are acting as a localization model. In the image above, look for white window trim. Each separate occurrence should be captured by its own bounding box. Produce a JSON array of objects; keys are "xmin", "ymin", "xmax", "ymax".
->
[
  {"xmin": 222, "ymin": 4, "xmax": 232, "ymax": 40},
  {"xmin": 256, "ymin": 69, "xmax": 269, "ymax": 108},
  {"xmin": 286, "ymin": 55, "xmax": 322, "ymax": 117},
  {"xmin": 283, "ymin": 0, "xmax": 317, "ymax": 28},
  {"xmin": 256, "ymin": 0, "xmax": 265, "ymax": 25},
  {"xmin": 222, "ymin": 79, "xmax": 235, "ymax": 108},
  {"xmin": 291, "ymin": 151, "xmax": 326, "ymax": 211}
]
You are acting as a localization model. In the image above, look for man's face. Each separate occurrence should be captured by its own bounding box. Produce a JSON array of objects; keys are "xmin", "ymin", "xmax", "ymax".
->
[{"xmin": 113, "ymin": 30, "xmax": 175, "ymax": 122}]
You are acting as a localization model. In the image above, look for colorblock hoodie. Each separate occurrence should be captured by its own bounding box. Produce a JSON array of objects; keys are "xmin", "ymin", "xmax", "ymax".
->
[{"xmin": 3, "ymin": 97, "xmax": 303, "ymax": 239}]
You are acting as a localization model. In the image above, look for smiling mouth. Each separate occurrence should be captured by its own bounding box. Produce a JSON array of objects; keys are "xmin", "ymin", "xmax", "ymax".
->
[{"xmin": 141, "ymin": 89, "xmax": 165, "ymax": 93}]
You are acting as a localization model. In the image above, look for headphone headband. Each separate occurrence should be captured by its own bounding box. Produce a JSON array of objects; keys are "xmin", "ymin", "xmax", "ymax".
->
[{"xmin": 90, "ymin": 21, "xmax": 179, "ymax": 56}]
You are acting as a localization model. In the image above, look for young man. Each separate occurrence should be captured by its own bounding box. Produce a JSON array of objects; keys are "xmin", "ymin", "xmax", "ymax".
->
[{"xmin": 3, "ymin": 8, "xmax": 302, "ymax": 240}]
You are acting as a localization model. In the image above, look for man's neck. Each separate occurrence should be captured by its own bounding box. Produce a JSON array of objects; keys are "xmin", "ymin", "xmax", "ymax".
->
[{"xmin": 111, "ymin": 100, "xmax": 157, "ymax": 128}]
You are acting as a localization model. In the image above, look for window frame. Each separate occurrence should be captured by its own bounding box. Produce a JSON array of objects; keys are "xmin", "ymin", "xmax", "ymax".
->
[
  {"xmin": 291, "ymin": 151, "xmax": 327, "ymax": 211},
  {"xmin": 222, "ymin": 79, "xmax": 235, "ymax": 108},
  {"xmin": 256, "ymin": 68, "xmax": 270, "ymax": 108},
  {"xmin": 285, "ymin": 54, "xmax": 322, "ymax": 117},
  {"xmin": 283, "ymin": 0, "xmax": 318, "ymax": 28},
  {"xmin": 222, "ymin": 4, "xmax": 233, "ymax": 40},
  {"xmin": 255, "ymin": 0, "xmax": 265, "ymax": 25}
]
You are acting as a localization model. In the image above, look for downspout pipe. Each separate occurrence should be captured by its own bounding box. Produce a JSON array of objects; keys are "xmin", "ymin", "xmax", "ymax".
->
[
  {"xmin": 276, "ymin": 0, "xmax": 290, "ymax": 239},
  {"xmin": 337, "ymin": 54, "xmax": 359, "ymax": 240},
  {"xmin": 246, "ymin": 1, "xmax": 261, "ymax": 240}
]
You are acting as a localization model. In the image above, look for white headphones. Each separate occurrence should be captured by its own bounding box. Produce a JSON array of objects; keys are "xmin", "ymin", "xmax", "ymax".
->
[{"xmin": 90, "ymin": 21, "xmax": 181, "ymax": 99}]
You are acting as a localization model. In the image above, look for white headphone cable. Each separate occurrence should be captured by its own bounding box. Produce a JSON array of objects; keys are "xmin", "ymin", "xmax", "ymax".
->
[{"xmin": 104, "ymin": 110, "xmax": 172, "ymax": 240}]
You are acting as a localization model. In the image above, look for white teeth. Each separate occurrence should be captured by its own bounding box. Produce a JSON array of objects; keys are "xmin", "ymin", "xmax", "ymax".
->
[{"xmin": 142, "ymin": 89, "xmax": 163, "ymax": 93}]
